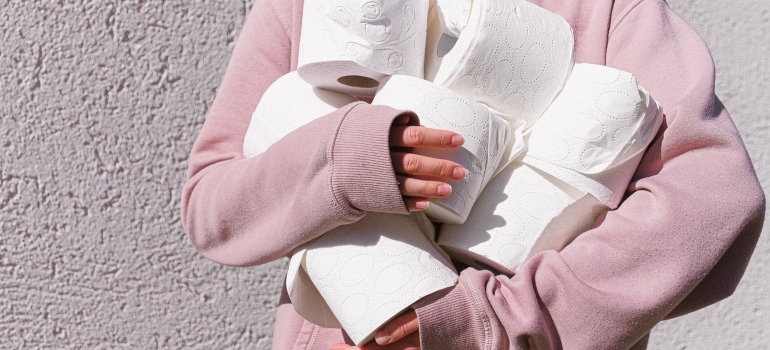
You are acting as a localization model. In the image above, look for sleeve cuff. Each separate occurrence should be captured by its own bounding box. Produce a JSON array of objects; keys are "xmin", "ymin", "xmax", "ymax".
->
[
  {"xmin": 413, "ymin": 281, "xmax": 493, "ymax": 349},
  {"xmin": 329, "ymin": 102, "xmax": 413, "ymax": 215}
]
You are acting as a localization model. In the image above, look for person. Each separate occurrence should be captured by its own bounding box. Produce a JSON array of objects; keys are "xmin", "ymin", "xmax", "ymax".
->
[{"xmin": 181, "ymin": 0, "xmax": 766, "ymax": 348}]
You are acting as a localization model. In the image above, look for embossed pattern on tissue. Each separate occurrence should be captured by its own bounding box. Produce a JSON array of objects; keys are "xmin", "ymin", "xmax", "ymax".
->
[
  {"xmin": 302, "ymin": 212, "xmax": 457, "ymax": 343},
  {"xmin": 435, "ymin": 0, "xmax": 574, "ymax": 125},
  {"xmin": 527, "ymin": 65, "xmax": 654, "ymax": 175},
  {"xmin": 438, "ymin": 64, "xmax": 662, "ymax": 272},
  {"xmin": 304, "ymin": 0, "xmax": 427, "ymax": 74}
]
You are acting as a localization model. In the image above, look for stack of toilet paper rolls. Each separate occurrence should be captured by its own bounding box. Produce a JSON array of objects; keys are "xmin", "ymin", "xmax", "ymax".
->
[
  {"xmin": 242, "ymin": 0, "xmax": 663, "ymax": 344},
  {"xmin": 436, "ymin": 64, "xmax": 663, "ymax": 274}
]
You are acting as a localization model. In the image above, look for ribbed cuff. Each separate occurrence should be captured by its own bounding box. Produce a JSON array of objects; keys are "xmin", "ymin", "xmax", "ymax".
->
[
  {"xmin": 329, "ymin": 102, "xmax": 412, "ymax": 215},
  {"xmin": 413, "ymin": 283, "xmax": 492, "ymax": 350}
]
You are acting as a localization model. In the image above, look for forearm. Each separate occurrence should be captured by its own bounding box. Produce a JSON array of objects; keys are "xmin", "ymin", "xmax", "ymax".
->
[
  {"xmin": 188, "ymin": 104, "xmax": 413, "ymax": 266},
  {"xmin": 180, "ymin": 0, "xmax": 409, "ymax": 267}
]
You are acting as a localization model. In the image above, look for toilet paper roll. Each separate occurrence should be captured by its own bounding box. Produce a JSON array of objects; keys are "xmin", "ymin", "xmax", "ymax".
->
[
  {"xmin": 243, "ymin": 71, "xmax": 358, "ymax": 158},
  {"xmin": 521, "ymin": 152, "xmax": 644, "ymax": 210},
  {"xmin": 372, "ymin": 75, "xmax": 516, "ymax": 224},
  {"xmin": 525, "ymin": 64, "xmax": 663, "ymax": 175},
  {"xmin": 438, "ymin": 162, "xmax": 606, "ymax": 274},
  {"xmin": 298, "ymin": 0, "xmax": 429, "ymax": 96},
  {"xmin": 523, "ymin": 64, "xmax": 664, "ymax": 208},
  {"xmin": 438, "ymin": 152, "xmax": 650, "ymax": 274},
  {"xmin": 287, "ymin": 212, "xmax": 458, "ymax": 345},
  {"xmin": 431, "ymin": 0, "xmax": 575, "ymax": 126}
]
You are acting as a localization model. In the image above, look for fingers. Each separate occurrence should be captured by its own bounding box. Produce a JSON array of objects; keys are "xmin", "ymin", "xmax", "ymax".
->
[
  {"xmin": 402, "ymin": 196, "xmax": 430, "ymax": 211},
  {"xmin": 390, "ymin": 126, "xmax": 464, "ymax": 148},
  {"xmin": 397, "ymin": 176, "xmax": 452, "ymax": 200},
  {"xmin": 330, "ymin": 332, "xmax": 421, "ymax": 350},
  {"xmin": 329, "ymin": 334, "xmax": 421, "ymax": 350},
  {"xmin": 375, "ymin": 310, "xmax": 420, "ymax": 346},
  {"xmin": 391, "ymin": 113, "xmax": 418, "ymax": 127},
  {"xmin": 389, "ymin": 119, "xmax": 466, "ymax": 212},
  {"xmin": 392, "ymin": 152, "xmax": 466, "ymax": 180}
]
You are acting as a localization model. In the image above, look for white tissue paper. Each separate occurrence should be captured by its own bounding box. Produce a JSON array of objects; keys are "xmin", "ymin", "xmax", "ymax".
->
[
  {"xmin": 438, "ymin": 64, "xmax": 663, "ymax": 274},
  {"xmin": 243, "ymin": 72, "xmax": 358, "ymax": 158},
  {"xmin": 438, "ymin": 162, "xmax": 606, "ymax": 274},
  {"xmin": 435, "ymin": 0, "xmax": 472, "ymax": 37},
  {"xmin": 288, "ymin": 212, "xmax": 457, "ymax": 346},
  {"xmin": 298, "ymin": 0, "xmax": 429, "ymax": 96},
  {"xmin": 372, "ymin": 75, "xmax": 514, "ymax": 224},
  {"xmin": 424, "ymin": 0, "xmax": 448, "ymax": 81},
  {"xmin": 523, "ymin": 64, "xmax": 664, "ymax": 208},
  {"xmin": 430, "ymin": 0, "xmax": 575, "ymax": 126},
  {"xmin": 242, "ymin": 72, "xmax": 457, "ymax": 346}
]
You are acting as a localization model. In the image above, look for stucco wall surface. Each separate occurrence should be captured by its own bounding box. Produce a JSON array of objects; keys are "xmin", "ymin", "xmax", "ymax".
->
[{"xmin": 0, "ymin": 0, "xmax": 767, "ymax": 349}]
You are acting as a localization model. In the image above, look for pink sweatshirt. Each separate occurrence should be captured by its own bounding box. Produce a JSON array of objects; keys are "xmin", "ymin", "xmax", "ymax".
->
[{"xmin": 181, "ymin": 0, "xmax": 766, "ymax": 349}]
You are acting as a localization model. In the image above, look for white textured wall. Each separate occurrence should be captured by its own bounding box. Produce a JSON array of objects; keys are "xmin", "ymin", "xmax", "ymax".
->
[{"xmin": 0, "ymin": 0, "xmax": 766, "ymax": 349}]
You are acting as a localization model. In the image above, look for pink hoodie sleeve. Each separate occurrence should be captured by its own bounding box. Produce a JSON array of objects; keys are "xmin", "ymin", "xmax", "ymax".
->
[
  {"xmin": 414, "ymin": 0, "xmax": 765, "ymax": 348},
  {"xmin": 180, "ymin": 0, "xmax": 410, "ymax": 267}
]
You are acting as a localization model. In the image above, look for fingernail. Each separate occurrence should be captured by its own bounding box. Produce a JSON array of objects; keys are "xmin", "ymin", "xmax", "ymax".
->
[
  {"xmin": 438, "ymin": 184, "xmax": 452, "ymax": 196},
  {"xmin": 415, "ymin": 200, "xmax": 429, "ymax": 210},
  {"xmin": 375, "ymin": 329, "xmax": 392, "ymax": 345},
  {"xmin": 451, "ymin": 135, "xmax": 464, "ymax": 146},
  {"xmin": 452, "ymin": 167, "xmax": 467, "ymax": 179}
]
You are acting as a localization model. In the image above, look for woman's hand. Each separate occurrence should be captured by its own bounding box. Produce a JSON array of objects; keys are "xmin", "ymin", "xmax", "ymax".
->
[
  {"xmin": 389, "ymin": 114, "xmax": 466, "ymax": 211},
  {"xmin": 330, "ymin": 311, "xmax": 421, "ymax": 350}
]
